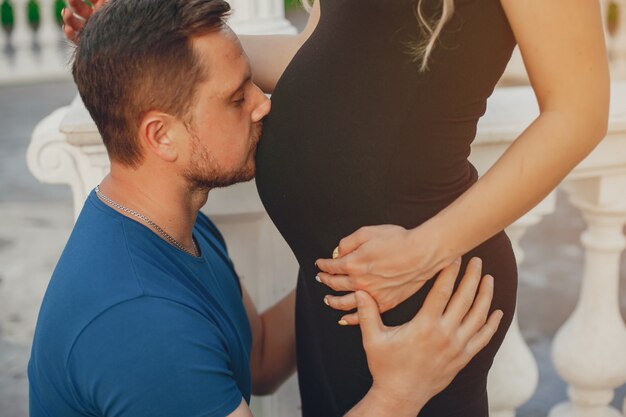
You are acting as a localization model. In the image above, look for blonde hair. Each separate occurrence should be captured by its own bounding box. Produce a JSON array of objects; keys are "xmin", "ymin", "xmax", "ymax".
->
[
  {"xmin": 299, "ymin": 0, "xmax": 455, "ymax": 72},
  {"xmin": 413, "ymin": 0, "xmax": 455, "ymax": 71}
]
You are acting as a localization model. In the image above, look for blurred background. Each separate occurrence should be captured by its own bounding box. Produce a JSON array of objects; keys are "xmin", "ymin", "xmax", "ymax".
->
[{"xmin": 1, "ymin": 1, "xmax": 626, "ymax": 417}]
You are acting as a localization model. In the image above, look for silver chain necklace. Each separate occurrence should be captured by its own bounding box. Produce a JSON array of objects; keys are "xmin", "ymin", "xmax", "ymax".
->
[{"xmin": 95, "ymin": 185, "xmax": 199, "ymax": 257}]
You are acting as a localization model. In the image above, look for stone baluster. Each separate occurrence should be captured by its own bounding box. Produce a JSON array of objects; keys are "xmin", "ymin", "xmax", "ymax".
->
[
  {"xmin": 229, "ymin": 0, "xmax": 296, "ymax": 35},
  {"xmin": 549, "ymin": 174, "xmax": 626, "ymax": 417},
  {"xmin": 11, "ymin": 0, "xmax": 33, "ymax": 66},
  {"xmin": 37, "ymin": 0, "xmax": 59, "ymax": 48},
  {"xmin": 487, "ymin": 194, "xmax": 555, "ymax": 417}
]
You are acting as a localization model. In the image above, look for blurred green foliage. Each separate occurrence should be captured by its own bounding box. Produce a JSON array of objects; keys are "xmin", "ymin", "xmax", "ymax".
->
[
  {"xmin": 1, "ymin": 0, "xmax": 14, "ymax": 31},
  {"xmin": 54, "ymin": 0, "xmax": 65, "ymax": 26},
  {"xmin": 27, "ymin": 0, "xmax": 40, "ymax": 30},
  {"xmin": 284, "ymin": 0, "xmax": 300, "ymax": 9}
]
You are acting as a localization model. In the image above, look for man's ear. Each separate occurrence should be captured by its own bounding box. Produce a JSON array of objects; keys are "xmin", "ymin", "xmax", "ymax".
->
[{"xmin": 139, "ymin": 111, "xmax": 179, "ymax": 163}]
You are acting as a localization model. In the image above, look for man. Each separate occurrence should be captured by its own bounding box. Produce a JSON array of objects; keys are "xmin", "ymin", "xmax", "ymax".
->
[{"xmin": 29, "ymin": 0, "xmax": 504, "ymax": 415}]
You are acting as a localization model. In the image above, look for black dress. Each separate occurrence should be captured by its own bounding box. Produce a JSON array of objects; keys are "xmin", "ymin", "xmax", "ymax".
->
[{"xmin": 255, "ymin": 0, "xmax": 518, "ymax": 415}]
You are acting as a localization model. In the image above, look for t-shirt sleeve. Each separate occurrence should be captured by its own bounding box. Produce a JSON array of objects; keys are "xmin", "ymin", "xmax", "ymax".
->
[{"xmin": 67, "ymin": 297, "xmax": 244, "ymax": 417}]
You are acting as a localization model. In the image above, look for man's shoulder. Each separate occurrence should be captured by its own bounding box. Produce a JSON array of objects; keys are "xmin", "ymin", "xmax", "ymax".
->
[{"xmin": 195, "ymin": 211, "xmax": 226, "ymax": 247}]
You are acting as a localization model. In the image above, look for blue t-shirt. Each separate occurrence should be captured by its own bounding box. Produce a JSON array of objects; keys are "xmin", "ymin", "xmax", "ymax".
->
[{"xmin": 28, "ymin": 190, "xmax": 252, "ymax": 417}]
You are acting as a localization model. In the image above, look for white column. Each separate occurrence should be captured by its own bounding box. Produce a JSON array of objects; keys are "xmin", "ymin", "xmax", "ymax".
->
[
  {"xmin": 229, "ymin": 0, "xmax": 296, "ymax": 35},
  {"xmin": 487, "ymin": 194, "xmax": 555, "ymax": 417},
  {"xmin": 549, "ymin": 174, "xmax": 626, "ymax": 417},
  {"xmin": 37, "ymin": 0, "xmax": 59, "ymax": 48},
  {"xmin": 11, "ymin": 0, "xmax": 33, "ymax": 65}
]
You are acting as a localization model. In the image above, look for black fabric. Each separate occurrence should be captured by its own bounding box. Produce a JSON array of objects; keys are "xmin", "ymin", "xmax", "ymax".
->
[{"xmin": 255, "ymin": 0, "xmax": 518, "ymax": 415}]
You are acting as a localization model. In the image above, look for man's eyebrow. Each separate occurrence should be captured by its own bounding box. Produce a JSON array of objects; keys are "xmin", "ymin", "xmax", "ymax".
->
[{"xmin": 227, "ymin": 73, "xmax": 252, "ymax": 100}]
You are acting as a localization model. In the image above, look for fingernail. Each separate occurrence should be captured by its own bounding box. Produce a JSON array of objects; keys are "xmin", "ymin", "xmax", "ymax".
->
[
  {"xmin": 474, "ymin": 257, "xmax": 482, "ymax": 269},
  {"xmin": 454, "ymin": 256, "xmax": 462, "ymax": 265},
  {"xmin": 315, "ymin": 275, "xmax": 321, "ymax": 283},
  {"xmin": 332, "ymin": 247, "xmax": 339, "ymax": 259},
  {"xmin": 485, "ymin": 274, "xmax": 494, "ymax": 285},
  {"xmin": 323, "ymin": 296, "xmax": 330, "ymax": 306},
  {"xmin": 338, "ymin": 319, "xmax": 348, "ymax": 326}
]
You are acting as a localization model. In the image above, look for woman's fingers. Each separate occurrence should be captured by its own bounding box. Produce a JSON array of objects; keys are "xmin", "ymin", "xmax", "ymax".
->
[
  {"xmin": 339, "ymin": 312, "xmax": 359, "ymax": 325},
  {"xmin": 92, "ymin": 0, "xmax": 109, "ymax": 11},
  {"xmin": 68, "ymin": 0, "xmax": 92, "ymax": 20},
  {"xmin": 62, "ymin": 8, "xmax": 85, "ymax": 35},
  {"xmin": 315, "ymin": 273, "xmax": 354, "ymax": 292},
  {"xmin": 324, "ymin": 292, "xmax": 357, "ymax": 312},
  {"xmin": 63, "ymin": 23, "xmax": 78, "ymax": 43},
  {"xmin": 315, "ymin": 253, "xmax": 358, "ymax": 275},
  {"xmin": 456, "ymin": 275, "xmax": 495, "ymax": 342},
  {"xmin": 441, "ymin": 257, "xmax": 483, "ymax": 326},
  {"xmin": 416, "ymin": 258, "xmax": 461, "ymax": 320}
]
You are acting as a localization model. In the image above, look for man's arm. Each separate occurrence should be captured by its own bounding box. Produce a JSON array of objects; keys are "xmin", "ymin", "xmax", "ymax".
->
[{"xmin": 242, "ymin": 287, "xmax": 296, "ymax": 395}]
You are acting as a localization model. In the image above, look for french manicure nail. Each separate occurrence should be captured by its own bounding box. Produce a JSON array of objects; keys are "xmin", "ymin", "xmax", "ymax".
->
[
  {"xmin": 315, "ymin": 275, "xmax": 321, "ymax": 283},
  {"xmin": 324, "ymin": 296, "xmax": 330, "ymax": 306},
  {"xmin": 338, "ymin": 319, "xmax": 348, "ymax": 326}
]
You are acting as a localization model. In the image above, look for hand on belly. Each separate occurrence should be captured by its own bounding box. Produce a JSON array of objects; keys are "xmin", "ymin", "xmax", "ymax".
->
[{"xmin": 315, "ymin": 224, "xmax": 459, "ymax": 318}]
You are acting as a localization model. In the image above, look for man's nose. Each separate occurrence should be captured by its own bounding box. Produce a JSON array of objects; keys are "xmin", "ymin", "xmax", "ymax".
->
[{"xmin": 251, "ymin": 95, "xmax": 271, "ymax": 123}]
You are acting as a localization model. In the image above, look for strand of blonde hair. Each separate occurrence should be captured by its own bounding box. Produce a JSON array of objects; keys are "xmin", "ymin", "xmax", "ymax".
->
[{"xmin": 298, "ymin": 0, "xmax": 455, "ymax": 71}]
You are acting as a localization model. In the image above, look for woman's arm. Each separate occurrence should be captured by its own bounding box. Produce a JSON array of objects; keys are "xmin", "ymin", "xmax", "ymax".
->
[
  {"xmin": 315, "ymin": 0, "xmax": 610, "ymax": 317},
  {"xmin": 239, "ymin": 0, "xmax": 320, "ymax": 93}
]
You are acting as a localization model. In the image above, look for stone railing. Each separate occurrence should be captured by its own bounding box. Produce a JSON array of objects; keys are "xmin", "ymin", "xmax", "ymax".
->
[
  {"xmin": 25, "ymin": 1, "xmax": 626, "ymax": 416},
  {"xmin": 0, "ymin": 0, "xmax": 71, "ymax": 84},
  {"xmin": 0, "ymin": 0, "xmax": 294, "ymax": 85}
]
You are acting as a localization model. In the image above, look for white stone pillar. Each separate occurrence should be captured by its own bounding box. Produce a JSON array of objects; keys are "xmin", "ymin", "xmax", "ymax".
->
[
  {"xmin": 549, "ymin": 174, "xmax": 626, "ymax": 417},
  {"xmin": 229, "ymin": 0, "xmax": 297, "ymax": 35},
  {"xmin": 37, "ymin": 0, "xmax": 59, "ymax": 48},
  {"xmin": 487, "ymin": 194, "xmax": 555, "ymax": 417},
  {"xmin": 11, "ymin": 0, "xmax": 33, "ymax": 65}
]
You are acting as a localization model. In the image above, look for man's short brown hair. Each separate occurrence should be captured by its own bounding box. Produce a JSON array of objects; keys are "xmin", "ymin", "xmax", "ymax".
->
[{"xmin": 72, "ymin": 0, "xmax": 231, "ymax": 167}]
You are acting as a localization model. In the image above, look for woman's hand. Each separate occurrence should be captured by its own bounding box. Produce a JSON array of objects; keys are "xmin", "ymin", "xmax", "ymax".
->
[
  {"xmin": 316, "ymin": 223, "xmax": 459, "ymax": 316},
  {"xmin": 62, "ymin": 0, "xmax": 108, "ymax": 43},
  {"xmin": 345, "ymin": 259, "xmax": 503, "ymax": 416}
]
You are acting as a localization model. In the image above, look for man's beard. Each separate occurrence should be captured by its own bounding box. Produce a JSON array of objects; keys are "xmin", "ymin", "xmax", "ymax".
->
[{"xmin": 183, "ymin": 127, "xmax": 260, "ymax": 191}]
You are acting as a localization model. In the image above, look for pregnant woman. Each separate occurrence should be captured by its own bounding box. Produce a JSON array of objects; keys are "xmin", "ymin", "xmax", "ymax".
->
[
  {"xmin": 63, "ymin": 0, "xmax": 609, "ymax": 415},
  {"xmin": 248, "ymin": 0, "xmax": 608, "ymax": 416}
]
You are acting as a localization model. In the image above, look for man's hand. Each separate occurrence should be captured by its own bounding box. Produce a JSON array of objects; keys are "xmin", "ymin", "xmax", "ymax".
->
[
  {"xmin": 354, "ymin": 257, "xmax": 503, "ymax": 413},
  {"xmin": 62, "ymin": 0, "xmax": 108, "ymax": 43}
]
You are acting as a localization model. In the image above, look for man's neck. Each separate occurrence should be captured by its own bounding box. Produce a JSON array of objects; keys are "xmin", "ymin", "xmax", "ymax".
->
[{"xmin": 97, "ymin": 169, "xmax": 208, "ymax": 254}]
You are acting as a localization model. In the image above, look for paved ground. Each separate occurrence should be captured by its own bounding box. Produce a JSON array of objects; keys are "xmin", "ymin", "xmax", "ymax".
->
[{"xmin": 1, "ymin": 84, "xmax": 626, "ymax": 417}]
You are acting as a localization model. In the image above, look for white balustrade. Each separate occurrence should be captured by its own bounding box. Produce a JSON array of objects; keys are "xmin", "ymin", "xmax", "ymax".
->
[
  {"xmin": 0, "ymin": 0, "xmax": 70, "ymax": 84},
  {"xmin": 23, "ymin": 1, "xmax": 626, "ymax": 416},
  {"xmin": 548, "ymin": 174, "xmax": 626, "ymax": 417}
]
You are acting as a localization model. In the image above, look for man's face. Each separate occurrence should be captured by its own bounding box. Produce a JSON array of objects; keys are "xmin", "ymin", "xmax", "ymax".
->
[{"xmin": 177, "ymin": 28, "xmax": 270, "ymax": 190}]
